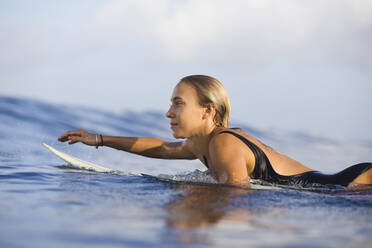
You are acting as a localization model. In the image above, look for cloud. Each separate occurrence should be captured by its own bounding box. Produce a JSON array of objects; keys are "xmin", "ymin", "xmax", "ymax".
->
[
  {"xmin": 2, "ymin": 0, "xmax": 371, "ymax": 69},
  {"xmin": 95, "ymin": 0, "xmax": 372, "ymax": 66}
]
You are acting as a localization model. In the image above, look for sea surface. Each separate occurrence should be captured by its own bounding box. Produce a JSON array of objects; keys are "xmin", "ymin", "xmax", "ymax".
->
[{"xmin": 0, "ymin": 95, "xmax": 371, "ymax": 248}]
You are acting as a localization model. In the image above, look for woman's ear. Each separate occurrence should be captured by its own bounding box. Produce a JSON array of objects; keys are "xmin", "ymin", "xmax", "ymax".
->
[{"xmin": 202, "ymin": 103, "xmax": 215, "ymax": 119}]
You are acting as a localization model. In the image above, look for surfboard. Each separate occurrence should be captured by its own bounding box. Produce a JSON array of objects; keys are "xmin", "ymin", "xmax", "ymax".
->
[
  {"xmin": 42, "ymin": 142, "xmax": 216, "ymax": 185},
  {"xmin": 42, "ymin": 143, "xmax": 113, "ymax": 173},
  {"xmin": 42, "ymin": 143, "xmax": 160, "ymax": 180}
]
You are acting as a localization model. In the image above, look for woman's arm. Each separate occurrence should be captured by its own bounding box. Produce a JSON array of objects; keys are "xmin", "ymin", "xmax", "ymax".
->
[
  {"xmin": 209, "ymin": 133, "xmax": 250, "ymax": 187},
  {"xmin": 58, "ymin": 129, "xmax": 196, "ymax": 159}
]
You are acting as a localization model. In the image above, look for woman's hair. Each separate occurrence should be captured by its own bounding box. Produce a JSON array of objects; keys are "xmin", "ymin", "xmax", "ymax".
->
[{"xmin": 180, "ymin": 75, "xmax": 231, "ymax": 128}]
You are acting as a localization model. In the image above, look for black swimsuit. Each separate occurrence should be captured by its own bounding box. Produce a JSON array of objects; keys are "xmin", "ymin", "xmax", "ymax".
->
[{"xmin": 204, "ymin": 130, "xmax": 372, "ymax": 187}]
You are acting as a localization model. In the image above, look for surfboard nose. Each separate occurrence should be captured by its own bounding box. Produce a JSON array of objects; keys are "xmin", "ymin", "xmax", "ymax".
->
[{"xmin": 42, "ymin": 143, "xmax": 112, "ymax": 173}]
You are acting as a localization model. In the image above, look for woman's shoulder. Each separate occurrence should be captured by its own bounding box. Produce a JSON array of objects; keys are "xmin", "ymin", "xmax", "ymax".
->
[
  {"xmin": 214, "ymin": 127, "xmax": 272, "ymax": 151},
  {"xmin": 210, "ymin": 127, "xmax": 262, "ymax": 153},
  {"xmin": 213, "ymin": 127, "xmax": 247, "ymax": 139},
  {"xmin": 209, "ymin": 127, "xmax": 255, "ymax": 173},
  {"xmin": 210, "ymin": 127, "xmax": 248, "ymax": 147}
]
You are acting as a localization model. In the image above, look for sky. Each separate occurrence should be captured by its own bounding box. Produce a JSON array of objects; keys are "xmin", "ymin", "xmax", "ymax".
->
[{"xmin": 1, "ymin": 0, "xmax": 372, "ymax": 141}]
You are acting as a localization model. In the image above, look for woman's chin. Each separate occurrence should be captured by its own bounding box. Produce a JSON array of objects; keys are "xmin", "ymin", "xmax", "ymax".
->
[
  {"xmin": 171, "ymin": 130, "xmax": 187, "ymax": 139},
  {"xmin": 173, "ymin": 133, "xmax": 185, "ymax": 139}
]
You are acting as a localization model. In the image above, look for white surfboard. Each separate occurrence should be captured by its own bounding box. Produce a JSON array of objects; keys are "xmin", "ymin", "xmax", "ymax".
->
[
  {"xmin": 42, "ymin": 143, "xmax": 113, "ymax": 173},
  {"xmin": 42, "ymin": 143, "xmax": 259, "ymax": 187}
]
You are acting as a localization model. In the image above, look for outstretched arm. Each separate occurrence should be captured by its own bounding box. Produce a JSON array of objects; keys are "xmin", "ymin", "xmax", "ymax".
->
[{"xmin": 58, "ymin": 129, "xmax": 196, "ymax": 159}]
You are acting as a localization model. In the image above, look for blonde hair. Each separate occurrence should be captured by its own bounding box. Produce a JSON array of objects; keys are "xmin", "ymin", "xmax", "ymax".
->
[{"xmin": 180, "ymin": 75, "xmax": 231, "ymax": 128}]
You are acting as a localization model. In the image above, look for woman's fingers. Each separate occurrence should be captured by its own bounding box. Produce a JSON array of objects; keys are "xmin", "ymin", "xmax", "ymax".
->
[
  {"xmin": 58, "ymin": 130, "xmax": 85, "ymax": 142},
  {"xmin": 58, "ymin": 135, "xmax": 70, "ymax": 142},
  {"xmin": 68, "ymin": 135, "xmax": 82, "ymax": 145},
  {"xmin": 58, "ymin": 129, "xmax": 97, "ymax": 146}
]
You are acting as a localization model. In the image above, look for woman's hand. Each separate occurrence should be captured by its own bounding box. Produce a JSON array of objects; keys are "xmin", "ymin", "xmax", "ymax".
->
[{"xmin": 58, "ymin": 129, "xmax": 97, "ymax": 146}]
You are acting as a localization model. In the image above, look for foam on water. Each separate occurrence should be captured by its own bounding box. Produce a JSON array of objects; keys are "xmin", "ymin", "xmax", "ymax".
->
[{"xmin": 157, "ymin": 169, "xmax": 218, "ymax": 184}]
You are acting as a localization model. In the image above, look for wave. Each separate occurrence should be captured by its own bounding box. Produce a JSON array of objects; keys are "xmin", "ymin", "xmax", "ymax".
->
[{"xmin": 0, "ymin": 95, "xmax": 371, "ymax": 174}]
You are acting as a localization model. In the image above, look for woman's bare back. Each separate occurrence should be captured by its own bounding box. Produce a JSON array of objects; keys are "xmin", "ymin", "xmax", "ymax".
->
[{"xmin": 232, "ymin": 129, "xmax": 313, "ymax": 176}]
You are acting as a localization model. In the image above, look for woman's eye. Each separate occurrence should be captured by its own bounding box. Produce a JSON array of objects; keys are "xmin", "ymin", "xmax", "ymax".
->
[{"xmin": 170, "ymin": 101, "xmax": 184, "ymax": 108}]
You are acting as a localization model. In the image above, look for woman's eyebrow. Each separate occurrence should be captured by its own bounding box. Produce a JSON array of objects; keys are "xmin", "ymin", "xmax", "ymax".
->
[{"xmin": 171, "ymin": 96, "xmax": 183, "ymax": 102}]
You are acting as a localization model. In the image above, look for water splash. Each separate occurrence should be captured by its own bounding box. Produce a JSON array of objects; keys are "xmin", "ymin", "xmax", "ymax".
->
[{"xmin": 157, "ymin": 169, "xmax": 218, "ymax": 185}]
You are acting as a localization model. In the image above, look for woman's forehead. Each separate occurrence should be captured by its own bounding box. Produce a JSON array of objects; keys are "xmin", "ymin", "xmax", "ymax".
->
[{"xmin": 171, "ymin": 83, "xmax": 197, "ymax": 101}]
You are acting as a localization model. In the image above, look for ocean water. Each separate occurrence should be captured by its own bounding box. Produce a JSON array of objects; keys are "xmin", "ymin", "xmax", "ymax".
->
[{"xmin": 0, "ymin": 95, "xmax": 371, "ymax": 248}]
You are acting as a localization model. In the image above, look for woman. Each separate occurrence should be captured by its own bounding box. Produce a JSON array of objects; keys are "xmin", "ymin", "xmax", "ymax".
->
[{"xmin": 58, "ymin": 75, "xmax": 372, "ymax": 188}]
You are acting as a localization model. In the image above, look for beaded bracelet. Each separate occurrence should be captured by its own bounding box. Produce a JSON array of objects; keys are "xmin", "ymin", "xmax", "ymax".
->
[{"xmin": 95, "ymin": 134, "xmax": 104, "ymax": 149}]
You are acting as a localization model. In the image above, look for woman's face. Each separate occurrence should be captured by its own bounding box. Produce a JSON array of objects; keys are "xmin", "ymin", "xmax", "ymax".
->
[{"xmin": 166, "ymin": 82, "xmax": 206, "ymax": 138}]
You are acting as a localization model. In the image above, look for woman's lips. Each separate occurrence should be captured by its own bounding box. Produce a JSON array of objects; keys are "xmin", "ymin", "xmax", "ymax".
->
[{"xmin": 170, "ymin": 123, "xmax": 178, "ymax": 128}]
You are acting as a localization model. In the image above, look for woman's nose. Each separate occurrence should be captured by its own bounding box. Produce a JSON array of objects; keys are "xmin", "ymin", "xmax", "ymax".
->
[{"xmin": 165, "ymin": 107, "xmax": 173, "ymax": 118}]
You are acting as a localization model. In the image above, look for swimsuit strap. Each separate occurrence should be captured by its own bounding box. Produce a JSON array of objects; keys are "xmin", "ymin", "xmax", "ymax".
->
[
  {"xmin": 218, "ymin": 130, "xmax": 280, "ymax": 180},
  {"xmin": 203, "ymin": 155, "xmax": 209, "ymax": 168}
]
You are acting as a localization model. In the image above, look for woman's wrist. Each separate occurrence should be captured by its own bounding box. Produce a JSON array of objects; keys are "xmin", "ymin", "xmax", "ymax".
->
[{"xmin": 95, "ymin": 134, "xmax": 104, "ymax": 149}]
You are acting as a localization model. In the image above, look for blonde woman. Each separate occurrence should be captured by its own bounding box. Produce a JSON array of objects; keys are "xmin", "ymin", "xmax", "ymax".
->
[{"xmin": 58, "ymin": 75, "xmax": 372, "ymax": 188}]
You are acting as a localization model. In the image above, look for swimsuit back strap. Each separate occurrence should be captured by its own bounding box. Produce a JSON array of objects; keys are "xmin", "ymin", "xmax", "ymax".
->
[
  {"xmin": 219, "ymin": 131, "xmax": 261, "ymax": 161},
  {"xmin": 218, "ymin": 130, "xmax": 276, "ymax": 179}
]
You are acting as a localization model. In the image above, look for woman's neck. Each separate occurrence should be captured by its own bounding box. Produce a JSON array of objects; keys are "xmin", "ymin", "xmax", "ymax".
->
[{"xmin": 189, "ymin": 125, "xmax": 221, "ymax": 154}]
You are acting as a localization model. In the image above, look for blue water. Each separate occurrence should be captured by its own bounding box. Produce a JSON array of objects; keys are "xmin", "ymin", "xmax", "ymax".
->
[{"xmin": 0, "ymin": 95, "xmax": 371, "ymax": 248}]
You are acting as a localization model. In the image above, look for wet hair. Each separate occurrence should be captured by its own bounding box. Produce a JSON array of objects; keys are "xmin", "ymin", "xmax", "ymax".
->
[{"xmin": 180, "ymin": 75, "xmax": 231, "ymax": 128}]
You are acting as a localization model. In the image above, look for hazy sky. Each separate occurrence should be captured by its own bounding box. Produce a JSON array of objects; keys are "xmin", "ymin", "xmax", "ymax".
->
[{"xmin": 1, "ymin": 0, "xmax": 372, "ymax": 140}]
